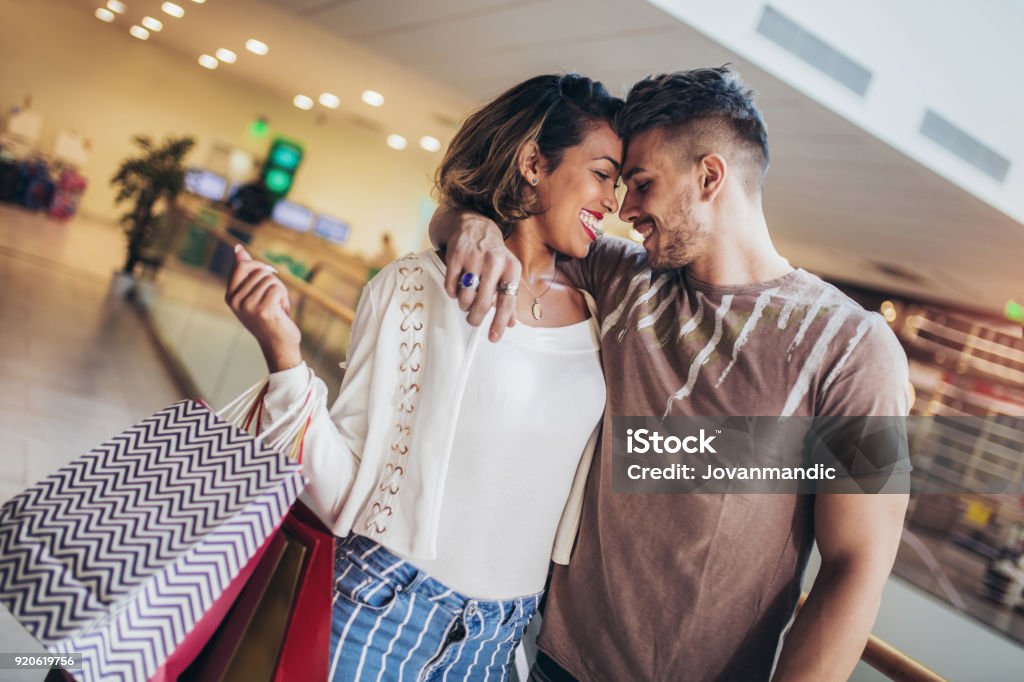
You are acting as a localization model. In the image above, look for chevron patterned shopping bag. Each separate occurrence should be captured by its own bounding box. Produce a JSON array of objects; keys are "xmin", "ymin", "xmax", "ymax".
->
[{"xmin": 0, "ymin": 380, "xmax": 318, "ymax": 682}]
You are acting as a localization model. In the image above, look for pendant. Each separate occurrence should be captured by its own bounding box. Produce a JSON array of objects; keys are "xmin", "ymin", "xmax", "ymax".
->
[{"xmin": 531, "ymin": 299, "xmax": 543, "ymax": 320}]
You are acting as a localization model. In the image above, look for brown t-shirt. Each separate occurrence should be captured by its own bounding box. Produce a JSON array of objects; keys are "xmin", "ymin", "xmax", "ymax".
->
[{"xmin": 539, "ymin": 238, "xmax": 909, "ymax": 681}]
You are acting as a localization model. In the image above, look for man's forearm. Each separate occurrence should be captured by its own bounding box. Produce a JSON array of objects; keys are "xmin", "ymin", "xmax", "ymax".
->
[
  {"xmin": 428, "ymin": 204, "xmax": 464, "ymax": 249},
  {"xmin": 772, "ymin": 559, "xmax": 889, "ymax": 682}
]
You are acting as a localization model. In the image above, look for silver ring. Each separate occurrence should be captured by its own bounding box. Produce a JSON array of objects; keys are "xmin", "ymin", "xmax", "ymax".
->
[
  {"xmin": 497, "ymin": 281, "xmax": 519, "ymax": 296},
  {"xmin": 459, "ymin": 272, "xmax": 481, "ymax": 290}
]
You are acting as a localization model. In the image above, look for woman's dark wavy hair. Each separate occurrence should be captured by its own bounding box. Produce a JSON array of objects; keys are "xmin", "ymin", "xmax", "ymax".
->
[{"xmin": 435, "ymin": 73, "xmax": 622, "ymax": 237}]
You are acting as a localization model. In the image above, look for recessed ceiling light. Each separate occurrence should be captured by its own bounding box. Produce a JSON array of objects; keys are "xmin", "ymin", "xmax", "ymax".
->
[
  {"xmin": 419, "ymin": 136, "xmax": 441, "ymax": 152},
  {"xmin": 129, "ymin": 25, "xmax": 150, "ymax": 40},
  {"xmin": 141, "ymin": 16, "xmax": 163, "ymax": 31},
  {"xmin": 361, "ymin": 90, "xmax": 384, "ymax": 107},
  {"xmin": 318, "ymin": 93, "xmax": 340, "ymax": 109},
  {"xmin": 95, "ymin": 8, "xmax": 116, "ymax": 22},
  {"xmin": 107, "ymin": 1, "xmax": 126, "ymax": 14},
  {"xmin": 215, "ymin": 48, "xmax": 237, "ymax": 64},
  {"xmin": 293, "ymin": 95, "xmax": 314, "ymax": 110},
  {"xmin": 161, "ymin": 2, "xmax": 184, "ymax": 18},
  {"xmin": 386, "ymin": 134, "xmax": 407, "ymax": 150},
  {"xmin": 198, "ymin": 54, "xmax": 218, "ymax": 70},
  {"xmin": 245, "ymin": 39, "xmax": 268, "ymax": 55},
  {"xmin": 191, "ymin": 0, "xmax": 206, "ymax": 3}
]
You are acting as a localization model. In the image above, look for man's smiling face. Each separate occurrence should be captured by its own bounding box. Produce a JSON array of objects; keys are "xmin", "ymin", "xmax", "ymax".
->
[{"xmin": 619, "ymin": 128, "xmax": 711, "ymax": 270}]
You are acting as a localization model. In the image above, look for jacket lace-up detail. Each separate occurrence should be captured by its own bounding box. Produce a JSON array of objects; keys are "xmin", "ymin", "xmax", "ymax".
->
[{"xmin": 365, "ymin": 255, "xmax": 425, "ymax": 537}]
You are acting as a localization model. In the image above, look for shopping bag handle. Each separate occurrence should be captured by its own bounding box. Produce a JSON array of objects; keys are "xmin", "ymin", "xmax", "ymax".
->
[{"xmin": 218, "ymin": 368, "xmax": 326, "ymax": 459}]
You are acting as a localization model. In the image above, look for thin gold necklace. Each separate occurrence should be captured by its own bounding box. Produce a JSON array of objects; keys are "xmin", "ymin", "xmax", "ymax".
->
[{"xmin": 520, "ymin": 253, "xmax": 558, "ymax": 320}]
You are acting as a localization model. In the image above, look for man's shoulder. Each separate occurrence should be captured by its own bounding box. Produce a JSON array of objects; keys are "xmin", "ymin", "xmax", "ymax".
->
[
  {"xmin": 788, "ymin": 270, "xmax": 881, "ymax": 323},
  {"xmin": 785, "ymin": 270, "xmax": 905, "ymax": 365},
  {"xmin": 589, "ymin": 235, "xmax": 647, "ymax": 260}
]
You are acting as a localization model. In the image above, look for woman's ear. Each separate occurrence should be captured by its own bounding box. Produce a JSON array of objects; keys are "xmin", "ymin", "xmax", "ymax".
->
[{"xmin": 518, "ymin": 141, "xmax": 542, "ymax": 186}]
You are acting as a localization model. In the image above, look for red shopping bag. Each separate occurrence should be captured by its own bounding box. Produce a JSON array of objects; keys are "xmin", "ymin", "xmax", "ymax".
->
[
  {"xmin": 179, "ymin": 501, "xmax": 333, "ymax": 682},
  {"xmin": 273, "ymin": 501, "xmax": 334, "ymax": 682},
  {"xmin": 148, "ymin": 527, "xmax": 282, "ymax": 681}
]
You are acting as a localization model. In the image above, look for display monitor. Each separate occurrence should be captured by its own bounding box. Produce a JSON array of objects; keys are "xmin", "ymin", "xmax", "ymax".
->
[
  {"xmin": 314, "ymin": 215, "xmax": 350, "ymax": 244},
  {"xmin": 271, "ymin": 200, "xmax": 314, "ymax": 232},
  {"xmin": 184, "ymin": 168, "xmax": 228, "ymax": 201}
]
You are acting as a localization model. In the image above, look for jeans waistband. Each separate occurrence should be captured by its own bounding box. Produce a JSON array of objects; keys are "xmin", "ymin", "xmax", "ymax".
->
[{"xmin": 336, "ymin": 534, "xmax": 543, "ymax": 622}]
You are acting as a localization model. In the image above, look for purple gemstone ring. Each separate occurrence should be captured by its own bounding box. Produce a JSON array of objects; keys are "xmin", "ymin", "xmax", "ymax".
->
[{"xmin": 459, "ymin": 272, "xmax": 481, "ymax": 290}]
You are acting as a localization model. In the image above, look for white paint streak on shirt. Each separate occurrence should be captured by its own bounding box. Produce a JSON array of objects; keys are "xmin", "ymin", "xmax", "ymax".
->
[
  {"xmin": 781, "ymin": 308, "xmax": 853, "ymax": 416},
  {"xmin": 787, "ymin": 288, "xmax": 835, "ymax": 359},
  {"xmin": 601, "ymin": 270, "xmax": 651, "ymax": 338},
  {"xmin": 820, "ymin": 316, "xmax": 874, "ymax": 395},
  {"xmin": 664, "ymin": 294, "xmax": 734, "ymax": 417},
  {"xmin": 617, "ymin": 274, "xmax": 671, "ymax": 341},
  {"xmin": 715, "ymin": 288, "xmax": 779, "ymax": 387}
]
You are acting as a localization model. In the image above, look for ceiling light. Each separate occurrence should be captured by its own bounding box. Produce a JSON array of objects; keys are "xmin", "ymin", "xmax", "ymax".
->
[
  {"xmin": 129, "ymin": 25, "xmax": 150, "ymax": 40},
  {"xmin": 419, "ymin": 136, "xmax": 441, "ymax": 152},
  {"xmin": 361, "ymin": 90, "xmax": 384, "ymax": 107},
  {"xmin": 95, "ymin": 8, "xmax": 116, "ymax": 22},
  {"xmin": 386, "ymin": 134, "xmax": 407, "ymax": 150},
  {"xmin": 245, "ymin": 39, "xmax": 268, "ymax": 55},
  {"xmin": 107, "ymin": 1, "xmax": 126, "ymax": 14},
  {"xmin": 198, "ymin": 54, "xmax": 218, "ymax": 69},
  {"xmin": 215, "ymin": 48, "xmax": 237, "ymax": 64},
  {"xmin": 161, "ymin": 2, "xmax": 184, "ymax": 18},
  {"xmin": 141, "ymin": 16, "xmax": 163, "ymax": 31},
  {"xmin": 293, "ymin": 95, "xmax": 314, "ymax": 110},
  {"xmin": 880, "ymin": 300, "xmax": 897, "ymax": 323},
  {"xmin": 191, "ymin": 0, "xmax": 206, "ymax": 3},
  {"xmin": 318, "ymin": 93, "xmax": 340, "ymax": 109}
]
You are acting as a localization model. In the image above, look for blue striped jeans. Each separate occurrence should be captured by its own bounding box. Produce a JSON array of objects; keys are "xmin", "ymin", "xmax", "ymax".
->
[{"xmin": 329, "ymin": 534, "xmax": 542, "ymax": 681}]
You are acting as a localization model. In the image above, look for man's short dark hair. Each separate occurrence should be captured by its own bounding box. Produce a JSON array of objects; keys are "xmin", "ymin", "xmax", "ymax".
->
[{"xmin": 618, "ymin": 66, "xmax": 770, "ymax": 190}]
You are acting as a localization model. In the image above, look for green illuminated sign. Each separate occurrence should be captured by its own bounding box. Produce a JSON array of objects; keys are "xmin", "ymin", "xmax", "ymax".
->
[
  {"xmin": 260, "ymin": 137, "xmax": 304, "ymax": 198},
  {"xmin": 270, "ymin": 144, "xmax": 302, "ymax": 170},
  {"xmin": 248, "ymin": 118, "xmax": 268, "ymax": 137},
  {"xmin": 264, "ymin": 168, "xmax": 293, "ymax": 194},
  {"xmin": 1006, "ymin": 300, "xmax": 1024, "ymax": 323}
]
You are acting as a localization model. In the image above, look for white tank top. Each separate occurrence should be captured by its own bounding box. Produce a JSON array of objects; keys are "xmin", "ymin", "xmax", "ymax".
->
[{"xmin": 402, "ymin": 317, "xmax": 606, "ymax": 599}]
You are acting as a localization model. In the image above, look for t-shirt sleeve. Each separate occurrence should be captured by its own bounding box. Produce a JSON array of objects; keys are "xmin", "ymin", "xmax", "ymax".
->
[
  {"xmin": 559, "ymin": 236, "xmax": 646, "ymax": 295},
  {"xmin": 811, "ymin": 314, "xmax": 912, "ymax": 491},
  {"xmin": 817, "ymin": 314, "xmax": 910, "ymax": 417}
]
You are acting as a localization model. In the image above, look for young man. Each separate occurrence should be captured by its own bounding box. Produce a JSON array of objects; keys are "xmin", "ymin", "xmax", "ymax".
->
[{"xmin": 431, "ymin": 67, "xmax": 909, "ymax": 681}]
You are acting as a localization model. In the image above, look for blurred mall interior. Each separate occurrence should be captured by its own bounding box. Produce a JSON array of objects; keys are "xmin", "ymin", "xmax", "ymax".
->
[{"xmin": 1, "ymin": 0, "xmax": 1024, "ymax": 680}]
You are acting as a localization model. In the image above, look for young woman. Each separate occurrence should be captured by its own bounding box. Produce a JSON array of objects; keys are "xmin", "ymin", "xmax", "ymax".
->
[{"xmin": 225, "ymin": 73, "xmax": 621, "ymax": 681}]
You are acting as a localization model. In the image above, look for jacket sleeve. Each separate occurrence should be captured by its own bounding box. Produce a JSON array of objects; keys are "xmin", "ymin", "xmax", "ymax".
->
[{"xmin": 261, "ymin": 282, "xmax": 381, "ymax": 531}]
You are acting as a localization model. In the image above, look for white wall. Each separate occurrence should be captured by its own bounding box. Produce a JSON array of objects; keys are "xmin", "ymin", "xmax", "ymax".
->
[
  {"xmin": 648, "ymin": 0, "xmax": 1024, "ymax": 225},
  {"xmin": 0, "ymin": 0, "xmax": 454, "ymax": 256}
]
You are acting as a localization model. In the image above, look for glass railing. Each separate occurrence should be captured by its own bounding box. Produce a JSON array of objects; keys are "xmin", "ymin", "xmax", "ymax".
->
[{"xmin": 136, "ymin": 205, "xmax": 358, "ymax": 408}]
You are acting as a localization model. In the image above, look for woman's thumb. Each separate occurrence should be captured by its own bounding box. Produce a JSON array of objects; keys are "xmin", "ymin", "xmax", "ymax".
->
[{"xmin": 234, "ymin": 243, "xmax": 253, "ymax": 262}]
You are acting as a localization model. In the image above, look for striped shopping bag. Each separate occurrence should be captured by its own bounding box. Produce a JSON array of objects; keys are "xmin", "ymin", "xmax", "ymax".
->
[{"xmin": 0, "ymin": 379, "xmax": 320, "ymax": 682}]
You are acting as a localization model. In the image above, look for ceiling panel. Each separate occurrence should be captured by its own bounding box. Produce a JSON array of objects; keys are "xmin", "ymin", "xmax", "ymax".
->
[{"xmin": 78, "ymin": 0, "xmax": 1022, "ymax": 313}]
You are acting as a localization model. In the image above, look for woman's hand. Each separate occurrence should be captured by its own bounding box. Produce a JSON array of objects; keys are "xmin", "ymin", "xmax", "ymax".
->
[
  {"xmin": 430, "ymin": 207, "xmax": 521, "ymax": 342},
  {"xmin": 225, "ymin": 245, "xmax": 303, "ymax": 372}
]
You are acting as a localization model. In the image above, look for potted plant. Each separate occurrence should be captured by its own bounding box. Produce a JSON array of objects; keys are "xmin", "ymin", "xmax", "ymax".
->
[{"xmin": 109, "ymin": 134, "xmax": 194, "ymax": 294}]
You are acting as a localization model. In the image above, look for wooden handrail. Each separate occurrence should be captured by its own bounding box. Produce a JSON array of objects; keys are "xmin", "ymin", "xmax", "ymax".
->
[
  {"xmin": 795, "ymin": 594, "xmax": 947, "ymax": 681},
  {"xmin": 208, "ymin": 226, "xmax": 356, "ymax": 324},
  {"xmin": 278, "ymin": 268, "xmax": 355, "ymax": 324},
  {"xmin": 307, "ymin": 257, "xmax": 368, "ymax": 289},
  {"xmin": 861, "ymin": 634, "xmax": 946, "ymax": 682}
]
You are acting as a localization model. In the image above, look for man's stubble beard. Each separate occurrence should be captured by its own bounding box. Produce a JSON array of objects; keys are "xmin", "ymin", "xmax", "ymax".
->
[{"xmin": 649, "ymin": 191, "xmax": 708, "ymax": 271}]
